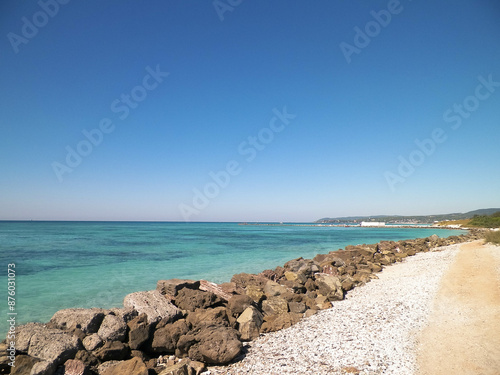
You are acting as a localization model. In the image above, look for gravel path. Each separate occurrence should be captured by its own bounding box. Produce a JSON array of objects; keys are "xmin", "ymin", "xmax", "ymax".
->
[{"xmin": 209, "ymin": 244, "xmax": 461, "ymax": 375}]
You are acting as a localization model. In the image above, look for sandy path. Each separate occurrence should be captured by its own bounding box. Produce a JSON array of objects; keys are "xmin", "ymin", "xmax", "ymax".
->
[{"xmin": 417, "ymin": 241, "xmax": 500, "ymax": 375}]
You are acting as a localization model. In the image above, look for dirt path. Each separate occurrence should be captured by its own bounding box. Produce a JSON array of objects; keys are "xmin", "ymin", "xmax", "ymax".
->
[{"xmin": 417, "ymin": 240, "xmax": 500, "ymax": 375}]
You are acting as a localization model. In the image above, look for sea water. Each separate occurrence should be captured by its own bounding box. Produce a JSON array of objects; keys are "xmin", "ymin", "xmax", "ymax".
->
[{"xmin": 0, "ymin": 221, "xmax": 465, "ymax": 337}]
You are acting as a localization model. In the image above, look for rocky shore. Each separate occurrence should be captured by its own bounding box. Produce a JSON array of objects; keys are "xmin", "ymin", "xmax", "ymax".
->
[{"xmin": 1, "ymin": 231, "xmax": 482, "ymax": 375}]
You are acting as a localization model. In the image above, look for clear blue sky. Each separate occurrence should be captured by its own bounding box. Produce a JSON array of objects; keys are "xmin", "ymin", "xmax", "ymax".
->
[{"xmin": 1, "ymin": 0, "xmax": 499, "ymax": 221}]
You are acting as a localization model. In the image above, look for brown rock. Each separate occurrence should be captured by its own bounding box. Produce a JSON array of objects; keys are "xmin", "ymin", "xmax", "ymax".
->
[
  {"xmin": 174, "ymin": 288, "xmax": 223, "ymax": 312},
  {"xmin": 93, "ymin": 341, "xmax": 129, "ymax": 362},
  {"xmin": 82, "ymin": 333, "xmax": 103, "ymax": 351},
  {"xmin": 97, "ymin": 314, "xmax": 128, "ymax": 342},
  {"xmin": 74, "ymin": 350, "xmax": 99, "ymax": 368},
  {"xmin": 157, "ymin": 279, "xmax": 200, "ymax": 298},
  {"xmin": 127, "ymin": 313, "xmax": 152, "ymax": 350},
  {"xmin": 124, "ymin": 290, "xmax": 182, "ymax": 324},
  {"xmin": 175, "ymin": 333, "xmax": 197, "ymax": 358},
  {"xmin": 227, "ymin": 294, "xmax": 254, "ymax": 317},
  {"xmin": 261, "ymin": 296, "xmax": 288, "ymax": 316},
  {"xmin": 341, "ymin": 276, "xmax": 355, "ymax": 292},
  {"xmin": 100, "ymin": 357, "xmax": 149, "ymax": 375},
  {"xmin": 62, "ymin": 359, "xmax": 87, "ymax": 375},
  {"xmin": 151, "ymin": 319, "xmax": 190, "ymax": 354},
  {"xmin": 260, "ymin": 312, "xmax": 302, "ymax": 333},
  {"xmin": 315, "ymin": 274, "xmax": 344, "ymax": 301},
  {"xmin": 199, "ymin": 280, "xmax": 233, "ymax": 301},
  {"xmin": 236, "ymin": 306, "xmax": 264, "ymax": 341},
  {"xmin": 49, "ymin": 308, "xmax": 106, "ymax": 334},
  {"xmin": 230, "ymin": 273, "xmax": 267, "ymax": 289},
  {"xmin": 288, "ymin": 301, "xmax": 307, "ymax": 314},
  {"xmin": 189, "ymin": 325, "xmax": 242, "ymax": 365},
  {"xmin": 26, "ymin": 328, "xmax": 82, "ymax": 368},
  {"xmin": 186, "ymin": 307, "xmax": 229, "ymax": 329},
  {"xmin": 245, "ymin": 285, "xmax": 265, "ymax": 303},
  {"xmin": 10, "ymin": 355, "xmax": 40, "ymax": 375},
  {"xmin": 263, "ymin": 280, "xmax": 289, "ymax": 297},
  {"xmin": 157, "ymin": 360, "xmax": 189, "ymax": 375}
]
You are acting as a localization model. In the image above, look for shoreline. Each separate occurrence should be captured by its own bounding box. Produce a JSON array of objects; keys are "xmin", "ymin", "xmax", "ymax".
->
[{"xmin": 1, "ymin": 230, "xmax": 484, "ymax": 374}]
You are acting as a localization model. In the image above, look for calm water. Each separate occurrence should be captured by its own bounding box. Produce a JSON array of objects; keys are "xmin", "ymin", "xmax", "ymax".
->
[{"xmin": 0, "ymin": 221, "xmax": 464, "ymax": 337}]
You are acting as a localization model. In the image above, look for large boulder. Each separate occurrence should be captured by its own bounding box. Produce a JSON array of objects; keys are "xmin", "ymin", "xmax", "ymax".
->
[
  {"xmin": 151, "ymin": 319, "xmax": 189, "ymax": 354},
  {"xmin": 263, "ymin": 280, "xmax": 289, "ymax": 297},
  {"xmin": 188, "ymin": 325, "xmax": 242, "ymax": 365},
  {"xmin": 100, "ymin": 357, "xmax": 148, "ymax": 375},
  {"xmin": 236, "ymin": 306, "xmax": 263, "ymax": 341},
  {"xmin": 124, "ymin": 290, "xmax": 182, "ymax": 324},
  {"xmin": 260, "ymin": 312, "xmax": 302, "ymax": 333},
  {"xmin": 10, "ymin": 355, "xmax": 40, "ymax": 375},
  {"xmin": 315, "ymin": 274, "xmax": 344, "ymax": 301},
  {"xmin": 97, "ymin": 314, "xmax": 128, "ymax": 342},
  {"xmin": 185, "ymin": 307, "xmax": 229, "ymax": 329},
  {"xmin": 174, "ymin": 288, "xmax": 223, "ymax": 312},
  {"xmin": 93, "ymin": 341, "xmax": 129, "ymax": 362},
  {"xmin": 227, "ymin": 294, "xmax": 254, "ymax": 317},
  {"xmin": 25, "ymin": 327, "xmax": 82, "ymax": 368},
  {"xmin": 245, "ymin": 285, "xmax": 265, "ymax": 304},
  {"xmin": 230, "ymin": 273, "xmax": 267, "ymax": 289},
  {"xmin": 261, "ymin": 297, "xmax": 288, "ymax": 316},
  {"xmin": 50, "ymin": 308, "xmax": 106, "ymax": 334},
  {"xmin": 156, "ymin": 279, "xmax": 200, "ymax": 298},
  {"xmin": 127, "ymin": 314, "xmax": 151, "ymax": 350}
]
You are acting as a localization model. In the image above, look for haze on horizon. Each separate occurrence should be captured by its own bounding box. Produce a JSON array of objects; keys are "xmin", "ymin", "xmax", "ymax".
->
[{"xmin": 1, "ymin": 1, "xmax": 499, "ymax": 222}]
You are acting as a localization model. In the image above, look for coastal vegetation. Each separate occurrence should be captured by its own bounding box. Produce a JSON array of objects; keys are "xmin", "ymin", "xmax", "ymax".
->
[
  {"xmin": 484, "ymin": 230, "xmax": 500, "ymax": 245},
  {"xmin": 467, "ymin": 211, "xmax": 500, "ymax": 228}
]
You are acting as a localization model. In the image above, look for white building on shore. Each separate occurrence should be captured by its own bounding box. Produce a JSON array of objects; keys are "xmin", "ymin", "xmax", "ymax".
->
[{"xmin": 360, "ymin": 221, "xmax": 386, "ymax": 227}]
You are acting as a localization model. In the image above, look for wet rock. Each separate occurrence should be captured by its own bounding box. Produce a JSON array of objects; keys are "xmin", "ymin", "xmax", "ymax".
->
[
  {"xmin": 124, "ymin": 290, "xmax": 182, "ymax": 324},
  {"xmin": 50, "ymin": 308, "xmax": 106, "ymax": 334},
  {"xmin": 174, "ymin": 288, "xmax": 223, "ymax": 312},
  {"xmin": 97, "ymin": 314, "xmax": 127, "ymax": 342},
  {"xmin": 236, "ymin": 306, "xmax": 264, "ymax": 341}
]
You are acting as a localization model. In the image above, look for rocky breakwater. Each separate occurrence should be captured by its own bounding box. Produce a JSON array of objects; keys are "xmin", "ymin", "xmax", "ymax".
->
[{"xmin": 1, "ymin": 231, "xmax": 481, "ymax": 375}]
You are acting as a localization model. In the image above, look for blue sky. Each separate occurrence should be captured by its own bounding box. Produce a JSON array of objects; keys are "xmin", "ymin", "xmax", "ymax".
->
[{"xmin": 1, "ymin": 0, "xmax": 499, "ymax": 221}]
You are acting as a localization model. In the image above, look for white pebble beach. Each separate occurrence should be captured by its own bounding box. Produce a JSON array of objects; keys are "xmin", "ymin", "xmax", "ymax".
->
[{"xmin": 209, "ymin": 244, "xmax": 461, "ymax": 375}]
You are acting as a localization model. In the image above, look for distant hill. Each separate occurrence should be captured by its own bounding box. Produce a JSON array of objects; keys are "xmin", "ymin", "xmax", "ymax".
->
[{"xmin": 315, "ymin": 208, "xmax": 500, "ymax": 224}]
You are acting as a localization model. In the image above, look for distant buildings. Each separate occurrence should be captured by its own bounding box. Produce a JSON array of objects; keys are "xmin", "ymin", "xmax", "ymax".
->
[{"xmin": 360, "ymin": 221, "xmax": 386, "ymax": 227}]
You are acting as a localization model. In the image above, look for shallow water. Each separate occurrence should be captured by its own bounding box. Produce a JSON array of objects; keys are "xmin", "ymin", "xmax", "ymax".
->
[{"xmin": 0, "ymin": 221, "xmax": 464, "ymax": 337}]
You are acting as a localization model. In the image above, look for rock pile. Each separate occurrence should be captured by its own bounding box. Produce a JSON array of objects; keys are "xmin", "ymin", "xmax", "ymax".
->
[{"xmin": 1, "ymin": 232, "xmax": 480, "ymax": 375}]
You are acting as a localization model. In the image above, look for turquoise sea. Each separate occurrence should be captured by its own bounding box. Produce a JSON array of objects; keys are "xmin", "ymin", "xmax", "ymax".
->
[{"xmin": 0, "ymin": 221, "xmax": 465, "ymax": 337}]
